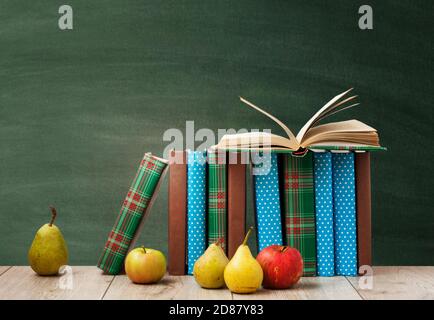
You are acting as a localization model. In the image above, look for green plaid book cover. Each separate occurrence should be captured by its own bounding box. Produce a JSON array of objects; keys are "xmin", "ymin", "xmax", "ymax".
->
[
  {"xmin": 97, "ymin": 153, "xmax": 168, "ymax": 275},
  {"xmin": 207, "ymin": 149, "xmax": 227, "ymax": 252},
  {"xmin": 282, "ymin": 152, "xmax": 317, "ymax": 276}
]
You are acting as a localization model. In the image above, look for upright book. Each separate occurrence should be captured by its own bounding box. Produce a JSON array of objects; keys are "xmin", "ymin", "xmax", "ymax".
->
[
  {"xmin": 98, "ymin": 152, "xmax": 168, "ymax": 275},
  {"xmin": 187, "ymin": 150, "xmax": 207, "ymax": 275},
  {"xmin": 227, "ymin": 152, "xmax": 247, "ymax": 259},
  {"xmin": 215, "ymin": 89, "xmax": 384, "ymax": 153},
  {"xmin": 313, "ymin": 152, "xmax": 335, "ymax": 276},
  {"xmin": 355, "ymin": 152, "xmax": 372, "ymax": 271},
  {"xmin": 168, "ymin": 150, "xmax": 187, "ymax": 275},
  {"xmin": 332, "ymin": 152, "xmax": 358, "ymax": 276},
  {"xmin": 281, "ymin": 152, "xmax": 317, "ymax": 276},
  {"xmin": 252, "ymin": 152, "xmax": 283, "ymax": 251},
  {"xmin": 207, "ymin": 149, "xmax": 228, "ymax": 251}
]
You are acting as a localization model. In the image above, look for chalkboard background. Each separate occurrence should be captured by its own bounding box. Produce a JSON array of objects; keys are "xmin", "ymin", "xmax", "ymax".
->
[{"xmin": 0, "ymin": 0, "xmax": 432, "ymax": 265}]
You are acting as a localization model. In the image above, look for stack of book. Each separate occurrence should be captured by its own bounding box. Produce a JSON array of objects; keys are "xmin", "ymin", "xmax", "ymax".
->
[{"xmin": 168, "ymin": 89, "xmax": 384, "ymax": 276}]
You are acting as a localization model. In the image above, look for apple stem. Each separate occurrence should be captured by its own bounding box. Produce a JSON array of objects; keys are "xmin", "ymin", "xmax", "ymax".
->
[
  {"xmin": 48, "ymin": 206, "xmax": 57, "ymax": 227},
  {"xmin": 141, "ymin": 246, "xmax": 147, "ymax": 254},
  {"xmin": 242, "ymin": 227, "xmax": 254, "ymax": 246},
  {"xmin": 281, "ymin": 246, "xmax": 288, "ymax": 253}
]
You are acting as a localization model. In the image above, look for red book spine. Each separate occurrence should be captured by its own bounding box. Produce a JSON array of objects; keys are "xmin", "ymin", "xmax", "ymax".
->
[
  {"xmin": 227, "ymin": 152, "xmax": 246, "ymax": 259},
  {"xmin": 168, "ymin": 150, "xmax": 187, "ymax": 275},
  {"xmin": 356, "ymin": 152, "xmax": 372, "ymax": 271}
]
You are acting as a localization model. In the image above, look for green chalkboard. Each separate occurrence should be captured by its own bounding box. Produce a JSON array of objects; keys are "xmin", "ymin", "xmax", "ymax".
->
[{"xmin": 0, "ymin": 0, "xmax": 433, "ymax": 266}]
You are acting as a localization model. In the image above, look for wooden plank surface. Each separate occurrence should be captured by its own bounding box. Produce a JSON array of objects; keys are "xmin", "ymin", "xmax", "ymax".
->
[
  {"xmin": 0, "ymin": 266, "xmax": 11, "ymax": 277},
  {"xmin": 232, "ymin": 276, "xmax": 362, "ymax": 300},
  {"xmin": 104, "ymin": 274, "xmax": 232, "ymax": 300},
  {"xmin": 0, "ymin": 266, "xmax": 113, "ymax": 300},
  {"xmin": 347, "ymin": 266, "xmax": 434, "ymax": 300},
  {"xmin": 0, "ymin": 266, "xmax": 433, "ymax": 300}
]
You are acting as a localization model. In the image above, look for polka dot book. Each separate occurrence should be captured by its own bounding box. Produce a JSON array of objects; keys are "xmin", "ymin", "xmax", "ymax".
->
[
  {"xmin": 252, "ymin": 152, "xmax": 284, "ymax": 252},
  {"xmin": 187, "ymin": 150, "xmax": 207, "ymax": 275},
  {"xmin": 332, "ymin": 153, "xmax": 358, "ymax": 276},
  {"xmin": 313, "ymin": 152, "xmax": 335, "ymax": 276}
]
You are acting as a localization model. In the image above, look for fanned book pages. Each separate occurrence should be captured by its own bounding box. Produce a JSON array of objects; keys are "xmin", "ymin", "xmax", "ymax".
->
[
  {"xmin": 98, "ymin": 153, "xmax": 168, "ymax": 275},
  {"xmin": 252, "ymin": 152, "xmax": 283, "ymax": 251},
  {"xmin": 215, "ymin": 89, "xmax": 385, "ymax": 153},
  {"xmin": 187, "ymin": 150, "xmax": 207, "ymax": 275},
  {"xmin": 332, "ymin": 153, "xmax": 358, "ymax": 276},
  {"xmin": 313, "ymin": 152, "xmax": 335, "ymax": 276},
  {"xmin": 281, "ymin": 152, "xmax": 317, "ymax": 276},
  {"xmin": 207, "ymin": 149, "xmax": 228, "ymax": 252}
]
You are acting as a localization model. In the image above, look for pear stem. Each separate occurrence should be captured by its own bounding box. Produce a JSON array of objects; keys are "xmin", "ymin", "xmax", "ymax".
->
[
  {"xmin": 242, "ymin": 227, "xmax": 254, "ymax": 246},
  {"xmin": 141, "ymin": 246, "xmax": 147, "ymax": 254},
  {"xmin": 214, "ymin": 237, "xmax": 224, "ymax": 247},
  {"xmin": 48, "ymin": 206, "xmax": 57, "ymax": 227}
]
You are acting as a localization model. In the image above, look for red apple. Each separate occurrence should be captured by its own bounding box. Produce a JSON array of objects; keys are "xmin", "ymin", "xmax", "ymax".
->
[{"xmin": 256, "ymin": 245, "xmax": 303, "ymax": 289}]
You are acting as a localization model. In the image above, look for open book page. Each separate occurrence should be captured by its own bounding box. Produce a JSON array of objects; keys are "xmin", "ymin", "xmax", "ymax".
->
[
  {"xmin": 216, "ymin": 131, "xmax": 295, "ymax": 150},
  {"xmin": 295, "ymin": 88, "xmax": 357, "ymax": 142},
  {"xmin": 239, "ymin": 97, "xmax": 299, "ymax": 150},
  {"xmin": 300, "ymin": 120, "xmax": 379, "ymax": 147}
]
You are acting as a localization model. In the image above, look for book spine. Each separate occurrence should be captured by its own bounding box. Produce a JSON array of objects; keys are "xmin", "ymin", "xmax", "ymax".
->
[
  {"xmin": 187, "ymin": 150, "xmax": 207, "ymax": 275},
  {"xmin": 98, "ymin": 153, "xmax": 168, "ymax": 275},
  {"xmin": 227, "ymin": 152, "xmax": 246, "ymax": 259},
  {"xmin": 207, "ymin": 149, "xmax": 227, "ymax": 251},
  {"xmin": 355, "ymin": 152, "xmax": 372, "ymax": 270},
  {"xmin": 252, "ymin": 152, "xmax": 283, "ymax": 252},
  {"xmin": 313, "ymin": 152, "xmax": 335, "ymax": 276},
  {"xmin": 332, "ymin": 153, "xmax": 358, "ymax": 276},
  {"xmin": 168, "ymin": 150, "xmax": 187, "ymax": 275},
  {"xmin": 282, "ymin": 152, "xmax": 317, "ymax": 276}
]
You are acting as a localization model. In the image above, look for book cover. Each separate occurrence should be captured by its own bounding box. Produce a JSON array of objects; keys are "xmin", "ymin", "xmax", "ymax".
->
[
  {"xmin": 282, "ymin": 152, "xmax": 317, "ymax": 276},
  {"xmin": 187, "ymin": 150, "xmax": 207, "ymax": 275},
  {"xmin": 252, "ymin": 152, "xmax": 283, "ymax": 252},
  {"xmin": 355, "ymin": 152, "xmax": 372, "ymax": 271},
  {"xmin": 227, "ymin": 152, "xmax": 246, "ymax": 259},
  {"xmin": 313, "ymin": 152, "xmax": 335, "ymax": 276},
  {"xmin": 168, "ymin": 150, "xmax": 187, "ymax": 275},
  {"xmin": 332, "ymin": 152, "xmax": 358, "ymax": 276},
  {"xmin": 98, "ymin": 153, "xmax": 168, "ymax": 275},
  {"xmin": 207, "ymin": 149, "xmax": 227, "ymax": 251}
]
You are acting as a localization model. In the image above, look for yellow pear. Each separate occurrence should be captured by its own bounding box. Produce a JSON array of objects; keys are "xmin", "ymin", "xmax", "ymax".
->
[
  {"xmin": 193, "ymin": 241, "xmax": 229, "ymax": 288},
  {"xmin": 224, "ymin": 227, "xmax": 263, "ymax": 293},
  {"xmin": 28, "ymin": 206, "xmax": 68, "ymax": 276}
]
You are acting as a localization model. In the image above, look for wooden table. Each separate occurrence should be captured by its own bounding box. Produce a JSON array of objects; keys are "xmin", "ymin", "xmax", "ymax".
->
[{"xmin": 0, "ymin": 266, "xmax": 432, "ymax": 300}]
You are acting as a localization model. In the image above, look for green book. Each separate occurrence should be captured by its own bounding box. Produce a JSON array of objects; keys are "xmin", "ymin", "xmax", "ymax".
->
[
  {"xmin": 207, "ymin": 149, "xmax": 228, "ymax": 252},
  {"xmin": 281, "ymin": 152, "xmax": 317, "ymax": 276}
]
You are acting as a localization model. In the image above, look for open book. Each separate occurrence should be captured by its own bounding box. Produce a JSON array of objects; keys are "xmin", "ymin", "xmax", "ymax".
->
[{"xmin": 215, "ymin": 89, "xmax": 384, "ymax": 153}]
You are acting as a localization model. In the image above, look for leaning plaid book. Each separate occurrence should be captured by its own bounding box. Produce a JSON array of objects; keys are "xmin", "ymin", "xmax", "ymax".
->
[
  {"xmin": 98, "ymin": 152, "xmax": 168, "ymax": 275},
  {"xmin": 282, "ymin": 152, "xmax": 317, "ymax": 276},
  {"xmin": 207, "ymin": 149, "xmax": 227, "ymax": 252}
]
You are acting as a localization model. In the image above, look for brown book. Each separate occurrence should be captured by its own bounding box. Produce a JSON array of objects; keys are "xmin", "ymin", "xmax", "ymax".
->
[
  {"xmin": 356, "ymin": 152, "xmax": 372, "ymax": 271},
  {"xmin": 168, "ymin": 150, "xmax": 187, "ymax": 275},
  {"xmin": 227, "ymin": 152, "xmax": 246, "ymax": 259}
]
